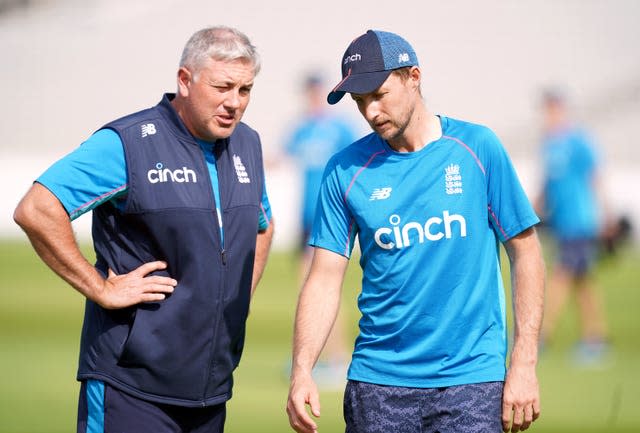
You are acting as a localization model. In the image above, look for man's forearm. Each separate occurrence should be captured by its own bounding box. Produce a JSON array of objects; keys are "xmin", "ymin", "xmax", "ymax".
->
[
  {"xmin": 291, "ymin": 248, "xmax": 348, "ymax": 375},
  {"xmin": 14, "ymin": 183, "xmax": 105, "ymax": 300},
  {"xmin": 251, "ymin": 219, "xmax": 274, "ymax": 297},
  {"xmin": 507, "ymin": 228, "xmax": 545, "ymax": 365},
  {"xmin": 286, "ymin": 249, "xmax": 348, "ymax": 433},
  {"xmin": 501, "ymin": 228, "xmax": 545, "ymax": 431},
  {"xmin": 292, "ymin": 285, "xmax": 339, "ymax": 376}
]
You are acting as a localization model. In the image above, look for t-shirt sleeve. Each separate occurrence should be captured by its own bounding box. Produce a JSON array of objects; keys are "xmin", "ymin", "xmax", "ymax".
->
[
  {"xmin": 481, "ymin": 128, "xmax": 540, "ymax": 242},
  {"xmin": 308, "ymin": 158, "xmax": 357, "ymax": 258},
  {"xmin": 258, "ymin": 178, "xmax": 272, "ymax": 231},
  {"xmin": 36, "ymin": 128, "xmax": 128, "ymax": 221}
]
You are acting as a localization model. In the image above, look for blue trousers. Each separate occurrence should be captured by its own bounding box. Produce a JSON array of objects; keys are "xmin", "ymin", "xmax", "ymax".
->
[
  {"xmin": 77, "ymin": 380, "xmax": 226, "ymax": 433},
  {"xmin": 344, "ymin": 380, "xmax": 503, "ymax": 433}
]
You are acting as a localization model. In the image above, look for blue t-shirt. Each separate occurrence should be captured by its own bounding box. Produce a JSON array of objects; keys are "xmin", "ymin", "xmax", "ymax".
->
[
  {"xmin": 285, "ymin": 113, "xmax": 356, "ymax": 232},
  {"xmin": 37, "ymin": 129, "xmax": 272, "ymax": 240},
  {"xmin": 311, "ymin": 116, "xmax": 539, "ymax": 388},
  {"xmin": 541, "ymin": 127, "xmax": 599, "ymax": 240}
]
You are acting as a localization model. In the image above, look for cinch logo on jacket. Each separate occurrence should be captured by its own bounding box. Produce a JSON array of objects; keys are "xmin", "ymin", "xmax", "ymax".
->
[{"xmin": 147, "ymin": 162, "xmax": 198, "ymax": 184}]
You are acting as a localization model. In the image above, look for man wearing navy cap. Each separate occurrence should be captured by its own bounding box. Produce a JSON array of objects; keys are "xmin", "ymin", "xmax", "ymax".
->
[{"xmin": 286, "ymin": 30, "xmax": 544, "ymax": 433}]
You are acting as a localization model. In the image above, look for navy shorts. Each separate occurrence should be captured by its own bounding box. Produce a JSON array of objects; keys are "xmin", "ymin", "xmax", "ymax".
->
[
  {"xmin": 557, "ymin": 238, "xmax": 597, "ymax": 277},
  {"xmin": 344, "ymin": 380, "xmax": 503, "ymax": 433},
  {"xmin": 77, "ymin": 380, "xmax": 226, "ymax": 433}
]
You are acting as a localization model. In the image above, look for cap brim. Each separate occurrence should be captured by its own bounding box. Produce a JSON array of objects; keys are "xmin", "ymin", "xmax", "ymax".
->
[{"xmin": 327, "ymin": 70, "xmax": 392, "ymax": 105}]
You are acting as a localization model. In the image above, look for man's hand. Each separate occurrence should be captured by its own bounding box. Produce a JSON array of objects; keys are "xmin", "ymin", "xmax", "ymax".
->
[
  {"xmin": 97, "ymin": 261, "xmax": 177, "ymax": 309},
  {"xmin": 286, "ymin": 248, "xmax": 348, "ymax": 432},
  {"xmin": 502, "ymin": 363, "xmax": 540, "ymax": 432},
  {"xmin": 286, "ymin": 371, "xmax": 321, "ymax": 433}
]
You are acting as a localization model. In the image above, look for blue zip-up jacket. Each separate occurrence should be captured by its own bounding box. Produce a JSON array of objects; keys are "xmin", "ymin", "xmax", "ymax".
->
[{"xmin": 76, "ymin": 94, "xmax": 265, "ymax": 407}]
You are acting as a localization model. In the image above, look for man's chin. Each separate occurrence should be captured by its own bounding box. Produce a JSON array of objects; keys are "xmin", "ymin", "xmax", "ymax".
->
[
  {"xmin": 376, "ymin": 129, "xmax": 398, "ymax": 142},
  {"xmin": 207, "ymin": 124, "xmax": 238, "ymax": 141},
  {"xmin": 373, "ymin": 124, "xmax": 394, "ymax": 139}
]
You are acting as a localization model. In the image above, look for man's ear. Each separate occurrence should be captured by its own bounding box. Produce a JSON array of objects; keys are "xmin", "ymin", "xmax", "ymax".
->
[
  {"xmin": 177, "ymin": 67, "xmax": 193, "ymax": 97},
  {"xmin": 409, "ymin": 66, "xmax": 421, "ymax": 91}
]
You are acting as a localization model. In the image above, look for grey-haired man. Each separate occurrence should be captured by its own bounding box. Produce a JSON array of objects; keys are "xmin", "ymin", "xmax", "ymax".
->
[{"xmin": 15, "ymin": 26, "xmax": 273, "ymax": 433}]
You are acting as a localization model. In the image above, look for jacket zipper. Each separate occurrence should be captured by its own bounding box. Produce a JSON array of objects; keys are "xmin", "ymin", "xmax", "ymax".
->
[{"xmin": 202, "ymin": 141, "xmax": 226, "ymax": 404}]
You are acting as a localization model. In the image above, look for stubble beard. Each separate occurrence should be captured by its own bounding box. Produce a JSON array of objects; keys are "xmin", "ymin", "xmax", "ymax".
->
[{"xmin": 380, "ymin": 103, "xmax": 415, "ymax": 145}]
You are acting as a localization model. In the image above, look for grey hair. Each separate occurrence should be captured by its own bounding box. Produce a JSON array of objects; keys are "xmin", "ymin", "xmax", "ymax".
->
[{"xmin": 179, "ymin": 26, "xmax": 261, "ymax": 76}]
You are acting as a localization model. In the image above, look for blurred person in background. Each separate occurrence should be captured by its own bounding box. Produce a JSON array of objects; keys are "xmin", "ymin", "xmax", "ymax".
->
[
  {"xmin": 536, "ymin": 88, "xmax": 610, "ymax": 365},
  {"xmin": 283, "ymin": 71, "xmax": 358, "ymax": 389},
  {"xmin": 13, "ymin": 26, "xmax": 273, "ymax": 433}
]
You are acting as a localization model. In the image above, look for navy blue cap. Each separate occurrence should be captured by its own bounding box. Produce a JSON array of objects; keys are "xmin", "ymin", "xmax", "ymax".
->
[{"xmin": 327, "ymin": 30, "xmax": 419, "ymax": 105}]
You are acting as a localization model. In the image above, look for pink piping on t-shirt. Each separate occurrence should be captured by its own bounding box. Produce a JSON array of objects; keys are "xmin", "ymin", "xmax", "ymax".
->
[
  {"xmin": 341, "ymin": 149, "xmax": 386, "ymax": 255},
  {"xmin": 442, "ymin": 135, "xmax": 486, "ymax": 175},
  {"xmin": 344, "ymin": 218, "xmax": 356, "ymax": 257},
  {"xmin": 343, "ymin": 149, "xmax": 386, "ymax": 203},
  {"xmin": 488, "ymin": 205, "xmax": 509, "ymax": 240},
  {"xmin": 69, "ymin": 183, "xmax": 128, "ymax": 219},
  {"xmin": 259, "ymin": 203, "xmax": 270, "ymax": 225},
  {"xmin": 443, "ymin": 135, "xmax": 510, "ymax": 240}
]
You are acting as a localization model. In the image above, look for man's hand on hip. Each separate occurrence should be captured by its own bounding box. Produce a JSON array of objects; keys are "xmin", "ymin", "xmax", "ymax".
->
[{"xmin": 96, "ymin": 261, "xmax": 177, "ymax": 309}]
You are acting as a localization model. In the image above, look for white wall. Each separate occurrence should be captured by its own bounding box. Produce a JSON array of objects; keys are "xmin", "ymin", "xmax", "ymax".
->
[{"xmin": 2, "ymin": 0, "xmax": 639, "ymax": 247}]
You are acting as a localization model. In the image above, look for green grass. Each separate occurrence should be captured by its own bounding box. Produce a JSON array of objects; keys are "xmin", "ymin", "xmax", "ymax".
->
[{"xmin": 1, "ymin": 239, "xmax": 639, "ymax": 432}]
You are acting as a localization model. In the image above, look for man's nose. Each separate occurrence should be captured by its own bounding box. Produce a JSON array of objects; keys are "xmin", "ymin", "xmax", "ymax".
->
[
  {"xmin": 224, "ymin": 89, "xmax": 241, "ymax": 109},
  {"xmin": 364, "ymin": 102, "xmax": 380, "ymax": 123}
]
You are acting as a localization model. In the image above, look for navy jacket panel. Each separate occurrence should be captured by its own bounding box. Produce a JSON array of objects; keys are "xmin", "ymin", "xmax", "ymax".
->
[{"xmin": 78, "ymin": 94, "xmax": 264, "ymax": 407}]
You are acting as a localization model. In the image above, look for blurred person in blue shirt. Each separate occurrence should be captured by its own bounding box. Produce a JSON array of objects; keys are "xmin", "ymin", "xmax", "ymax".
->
[
  {"xmin": 284, "ymin": 71, "xmax": 358, "ymax": 388},
  {"xmin": 285, "ymin": 72, "xmax": 358, "ymax": 256},
  {"xmin": 536, "ymin": 89, "xmax": 610, "ymax": 364}
]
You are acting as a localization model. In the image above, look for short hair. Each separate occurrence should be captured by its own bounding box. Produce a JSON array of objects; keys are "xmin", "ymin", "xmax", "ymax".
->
[
  {"xmin": 303, "ymin": 71, "xmax": 324, "ymax": 90},
  {"xmin": 391, "ymin": 66, "xmax": 422, "ymax": 95},
  {"xmin": 179, "ymin": 26, "xmax": 261, "ymax": 76},
  {"xmin": 391, "ymin": 67, "xmax": 412, "ymax": 82},
  {"xmin": 541, "ymin": 87, "xmax": 566, "ymax": 106}
]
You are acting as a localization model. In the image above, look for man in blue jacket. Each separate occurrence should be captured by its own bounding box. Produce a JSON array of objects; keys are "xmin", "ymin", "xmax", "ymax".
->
[{"xmin": 14, "ymin": 26, "xmax": 273, "ymax": 433}]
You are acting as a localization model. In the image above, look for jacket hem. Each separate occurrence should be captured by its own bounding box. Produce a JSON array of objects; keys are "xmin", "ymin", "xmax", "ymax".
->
[{"xmin": 77, "ymin": 372, "xmax": 232, "ymax": 408}]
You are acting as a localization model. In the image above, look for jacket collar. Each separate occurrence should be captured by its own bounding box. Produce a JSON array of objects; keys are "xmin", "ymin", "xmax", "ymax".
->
[{"xmin": 156, "ymin": 93, "xmax": 199, "ymax": 143}]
